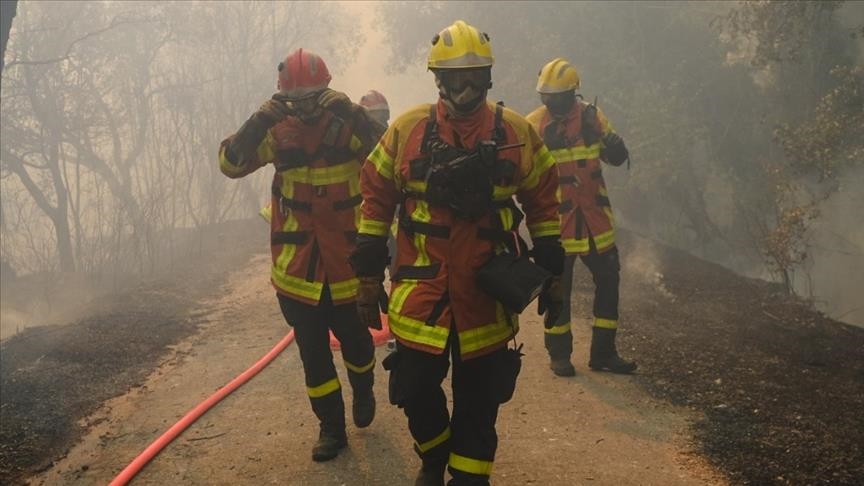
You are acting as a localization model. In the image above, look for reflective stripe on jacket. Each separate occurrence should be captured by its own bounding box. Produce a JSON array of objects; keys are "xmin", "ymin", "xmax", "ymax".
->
[
  {"xmin": 526, "ymin": 101, "xmax": 617, "ymax": 256},
  {"xmin": 219, "ymin": 109, "xmax": 373, "ymax": 305},
  {"xmin": 359, "ymin": 101, "xmax": 560, "ymax": 360}
]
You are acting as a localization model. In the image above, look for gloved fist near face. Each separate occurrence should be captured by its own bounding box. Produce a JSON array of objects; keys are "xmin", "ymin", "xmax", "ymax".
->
[
  {"xmin": 255, "ymin": 99, "xmax": 291, "ymax": 127},
  {"xmin": 538, "ymin": 276, "xmax": 564, "ymax": 325},
  {"xmin": 317, "ymin": 88, "xmax": 352, "ymax": 112},
  {"xmin": 357, "ymin": 276, "xmax": 387, "ymax": 330}
]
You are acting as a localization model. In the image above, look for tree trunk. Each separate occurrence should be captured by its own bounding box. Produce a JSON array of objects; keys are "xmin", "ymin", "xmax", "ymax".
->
[{"xmin": 0, "ymin": 0, "xmax": 16, "ymax": 77}]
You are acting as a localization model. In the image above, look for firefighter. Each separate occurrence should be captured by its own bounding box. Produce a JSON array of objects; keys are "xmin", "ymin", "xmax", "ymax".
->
[
  {"xmin": 526, "ymin": 58, "xmax": 637, "ymax": 377},
  {"xmin": 360, "ymin": 89, "xmax": 390, "ymax": 127},
  {"xmin": 218, "ymin": 48, "xmax": 382, "ymax": 462},
  {"xmin": 350, "ymin": 21, "xmax": 564, "ymax": 486}
]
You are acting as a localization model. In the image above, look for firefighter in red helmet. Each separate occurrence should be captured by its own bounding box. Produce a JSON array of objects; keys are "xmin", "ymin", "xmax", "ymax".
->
[
  {"xmin": 360, "ymin": 89, "xmax": 390, "ymax": 127},
  {"xmin": 219, "ymin": 48, "xmax": 382, "ymax": 462}
]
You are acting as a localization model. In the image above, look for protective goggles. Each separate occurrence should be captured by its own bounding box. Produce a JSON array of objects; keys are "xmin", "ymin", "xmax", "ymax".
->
[{"xmin": 434, "ymin": 68, "xmax": 492, "ymax": 92}]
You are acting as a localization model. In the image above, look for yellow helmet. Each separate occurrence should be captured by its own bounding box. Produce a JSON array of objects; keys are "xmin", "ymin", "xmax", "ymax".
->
[
  {"xmin": 536, "ymin": 58, "xmax": 581, "ymax": 94},
  {"xmin": 428, "ymin": 20, "xmax": 494, "ymax": 70}
]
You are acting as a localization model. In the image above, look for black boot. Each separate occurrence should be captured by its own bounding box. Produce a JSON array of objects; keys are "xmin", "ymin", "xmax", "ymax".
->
[
  {"xmin": 588, "ymin": 327, "xmax": 637, "ymax": 374},
  {"xmin": 353, "ymin": 388, "xmax": 376, "ymax": 428},
  {"xmin": 415, "ymin": 457, "xmax": 447, "ymax": 486},
  {"xmin": 549, "ymin": 358, "xmax": 576, "ymax": 377},
  {"xmin": 311, "ymin": 428, "xmax": 348, "ymax": 462}
]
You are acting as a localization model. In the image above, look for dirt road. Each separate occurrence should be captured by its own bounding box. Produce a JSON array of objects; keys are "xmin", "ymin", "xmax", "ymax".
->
[{"xmin": 30, "ymin": 253, "xmax": 724, "ymax": 486}]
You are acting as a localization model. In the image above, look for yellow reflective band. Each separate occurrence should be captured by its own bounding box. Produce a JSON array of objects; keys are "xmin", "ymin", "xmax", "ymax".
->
[
  {"xmin": 562, "ymin": 238, "xmax": 590, "ymax": 254},
  {"xmin": 603, "ymin": 207, "xmax": 615, "ymax": 225},
  {"xmin": 410, "ymin": 201, "xmax": 433, "ymax": 266},
  {"xmin": 545, "ymin": 322, "xmax": 571, "ymax": 335},
  {"xmin": 528, "ymin": 220, "xmax": 560, "ymax": 239},
  {"xmin": 549, "ymin": 145, "xmax": 601, "ymax": 162},
  {"xmin": 388, "ymin": 311, "xmax": 450, "ymax": 351},
  {"xmin": 499, "ymin": 206, "xmax": 514, "ymax": 231},
  {"xmin": 449, "ymin": 452, "xmax": 493, "ymax": 476},
  {"xmin": 271, "ymin": 270, "xmax": 323, "ymax": 301},
  {"xmin": 405, "ymin": 180, "xmax": 427, "ymax": 193},
  {"xmin": 349, "ymin": 134, "xmax": 363, "ymax": 153},
  {"xmin": 492, "ymin": 186, "xmax": 517, "ymax": 199},
  {"xmin": 359, "ymin": 218, "xmax": 390, "ymax": 236},
  {"xmin": 593, "ymin": 229, "xmax": 616, "ymax": 251},
  {"xmin": 257, "ymin": 131, "xmax": 277, "ymax": 162},
  {"xmin": 522, "ymin": 147, "xmax": 556, "ymax": 190},
  {"xmin": 594, "ymin": 317, "xmax": 618, "ymax": 329},
  {"xmin": 307, "ymin": 377, "xmax": 341, "ymax": 398},
  {"xmin": 281, "ymin": 160, "xmax": 361, "ymax": 186},
  {"xmin": 599, "ymin": 186, "xmax": 608, "ymax": 197},
  {"xmin": 368, "ymin": 143, "xmax": 395, "ymax": 180},
  {"xmin": 458, "ymin": 319, "xmax": 513, "ymax": 355},
  {"xmin": 416, "ymin": 426, "xmax": 451, "ymax": 453},
  {"xmin": 345, "ymin": 356, "xmax": 376, "ymax": 374},
  {"xmin": 329, "ymin": 277, "xmax": 359, "ymax": 300},
  {"xmin": 219, "ymin": 148, "xmax": 246, "ymax": 177}
]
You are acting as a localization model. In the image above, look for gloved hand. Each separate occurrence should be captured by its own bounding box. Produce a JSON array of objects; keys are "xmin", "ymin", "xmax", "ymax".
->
[
  {"xmin": 600, "ymin": 131, "xmax": 629, "ymax": 166},
  {"xmin": 602, "ymin": 131, "xmax": 623, "ymax": 148},
  {"xmin": 537, "ymin": 276, "xmax": 564, "ymax": 325},
  {"xmin": 226, "ymin": 99, "xmax": 291, "ymax": 166},
  {"xmin": 317, "ymin": 88, "xmax": 352, "ymax": 112},
  {"xmin": 256, "ymin": 98, "xmax": 291, "ymax": 126},
  {"xmin": 357, "ymin": 276, "xmax": 388, "ymax": 330}
]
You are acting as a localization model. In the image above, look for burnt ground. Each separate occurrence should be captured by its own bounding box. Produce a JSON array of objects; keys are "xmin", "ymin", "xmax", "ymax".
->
[{"xmin": 1, "ymin": 222, "xmax": 863, "ymax": 485}]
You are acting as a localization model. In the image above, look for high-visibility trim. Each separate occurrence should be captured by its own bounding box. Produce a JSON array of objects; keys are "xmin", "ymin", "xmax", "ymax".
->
[
  {"xmin": 271, "ymin": 270, "xmax": 323, "ymax": 301},
  {"xmin": 549, "ymin": 145, "xmax": 601, "ymax": 162},
  {"xmin": 458, "ymin": 318, "xmax": 513, "ymax": 355},
  {"xmin": 603, "ymin": 207, "xmax": 615, "ymax": 224},
  {"xmin": 563, "ymin": 238, "xmax": 590, "ymax": 254},
  {"xmin": 599, "ymin": 186, "xmax": 608, "ymax": 197},
  {"xmin": 345, "ymin": 356, "xmax": 376, "ymax": 374},
  {"xmin": 522, "ymin": 147, "xmax": 556, "ymax": 190},
  {"xmin": 498, "ymin": 206, "xmax": 514, "ymax": 231},
  {"xmin": 349, "ymin": 134, "xmax": 363, "ymax": 153},
  {"xmin": 368, "ymin": 143, "xmax": 395, "ymax": 180},
  {"xmin": 449, "ymin": 452, "xmax": 493, "ymax": 476},
  {"xmin": 528, "ymin": 220, "xmax": 560, "ymax": 239},
  {"xmin": 492, "ymin": 185, "xmax": 517, "ymax": 199},
  {"xmin": 329, "ymin": 277, "xmax": 359, "ymax": 301},
  {"xmin": 358, "ymin": 218, "xmax": 390, "ymax": 236},
  {"xmin": 388, "ymin": 311, "xmax": 450, "ymax": 350},
  {"xmin": 307, "ymin": 377, "xmax": 341, "ymax": 398},
  {"xmin": 218, "ymin": 148, "xmax": 247, "ymax": 177},
  {"xmin": 257, "ymin": 131, "xmax": 277, "ymax": 162},
  {"xmin": 544, "ymin": 322, "xmax": 571, "ymax": 335},
  {"xmin": 593, "ymin": 228, "xmax": 616, "ymax": 251},
  {"xmin": 280, "ymin": 160, "xmax": 360, "ymax": 186},
  {"xmin": 416, "ymin": 426, "xmax": 451, "ymax": 453},
  {"xmin": 594, "ymin": 317, "xmax": 618, "ymax": 329},
  {"xmin": 404, "ymin": 180, "xmax": 427, "ymax": 193}
]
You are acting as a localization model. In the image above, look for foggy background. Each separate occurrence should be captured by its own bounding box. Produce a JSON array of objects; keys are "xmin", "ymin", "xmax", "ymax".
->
[{"xmin": 1, "ymin": 0, "xmax": 862, "ymax": 338}]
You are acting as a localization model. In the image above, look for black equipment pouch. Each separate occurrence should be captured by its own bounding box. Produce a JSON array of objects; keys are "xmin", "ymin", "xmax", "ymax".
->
[
  {"xmin": 476, "ymin": 234, "xmax": 552, "ymax": 314},
  {"xmin": 381, "ymin": 350, "xmax": 406, "ymax": 407},
  {"xmin": 493, "ymin": 340, "xmax": 524, "ymax": 404}
]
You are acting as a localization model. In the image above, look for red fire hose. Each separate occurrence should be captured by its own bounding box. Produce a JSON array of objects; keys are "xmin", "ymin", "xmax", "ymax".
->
[
  {"xmin": 109, "ymin": 330, "xmax": 296, "ymax": 486},
  {"xmin": 110, "ymin": 319, "xmax": 391, "ymax": 485}
]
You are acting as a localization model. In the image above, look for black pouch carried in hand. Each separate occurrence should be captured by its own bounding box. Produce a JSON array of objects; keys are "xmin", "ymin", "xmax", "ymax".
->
[
  {"xmin": 477, "ymin": 252, "xmax": 552, "ymax": 314},
  {"xmin": 493, "ymin": 341, "xmax": 524, "ymax": 404}
]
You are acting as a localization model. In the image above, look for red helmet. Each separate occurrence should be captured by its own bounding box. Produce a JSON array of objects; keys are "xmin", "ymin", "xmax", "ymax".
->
[
  {"xmin": 277, "ymin": 48, "xmax": 331, "ymax": 101},
  {"xmin": 359, "ymin": 89, "xmax": 389, "ymax": 112}
]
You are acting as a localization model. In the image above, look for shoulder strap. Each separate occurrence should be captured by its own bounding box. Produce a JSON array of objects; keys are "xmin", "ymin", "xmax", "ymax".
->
[
  {"xmin": 493, "ymin": 102, "xmax": 506, "ymax": 145},
  {"xmin": 420, "ymin": 104, "xmax": 439, "ymax": 154}
]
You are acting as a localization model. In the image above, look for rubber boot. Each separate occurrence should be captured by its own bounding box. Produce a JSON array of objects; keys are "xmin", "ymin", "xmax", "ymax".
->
[
  {"xmin": 352, "ymin": 387, "xmax": 376, "ymax": 428},
  {"xmin": 415, "ymin": 457, "xmax": 447, "ymax": 486},
  {"xmin": 312, "ymin": 428, "xmax": 348, "ymax": 462},
  {"xmin": 588, "ymin": 327, "xmax": 637, "ymax": 374},
  {"xmin": 549, "ymin": 358, "xmax": 576, "ymax": 377}
]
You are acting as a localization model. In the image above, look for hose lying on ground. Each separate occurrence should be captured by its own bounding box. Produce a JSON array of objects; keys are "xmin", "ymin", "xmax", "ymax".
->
[{"xmin": 109, "ymin": 330, "xmax": 296, "ymax": 486}]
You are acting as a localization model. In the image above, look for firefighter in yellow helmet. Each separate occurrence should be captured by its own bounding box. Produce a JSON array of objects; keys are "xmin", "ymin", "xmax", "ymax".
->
[
  {"xmin": 526, "ymin": 58, "xmax": 637, "ymax": 377},
  {"xmin": 351, "ymin": 21, "xmax": 564, "ymax": 486},
  {"xmin": 218, "ymin": 49, "xmax": 382, "ymax": 462}
]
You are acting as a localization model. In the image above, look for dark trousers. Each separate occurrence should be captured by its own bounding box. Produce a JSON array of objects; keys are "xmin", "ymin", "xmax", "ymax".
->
[
  {"xmin": 277, "ymin": 285, "xmax": 375, "ymax": 434},
  {"xmin": 396, "ymin": 333, "xmax": 505, "ymax": 485},
  {"xmin": 544, "ymin": 245, "xmax": 620, "ymax": 361}
]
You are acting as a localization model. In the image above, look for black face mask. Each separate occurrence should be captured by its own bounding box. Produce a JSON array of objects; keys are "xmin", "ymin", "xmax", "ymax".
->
[
  {"xmin": 434, "ymin": 68, "xmax": 492, "ymax": 116},
  {"xmin": 542, "ymin": 91, "xmax": 576, "ymax": 116}
]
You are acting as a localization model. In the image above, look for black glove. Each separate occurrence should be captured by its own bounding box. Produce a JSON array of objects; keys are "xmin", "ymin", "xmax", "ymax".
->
[
  {"xmin": 357, "ymin": 276, "xmax": 388, "ymax": 330},
  {"xmin": 600, "ymin": 131, "xmax": 629, "ymax": 166},
  {"xmin": 537, "ymin": 276, "xmax": 563, "ymax": 325}
]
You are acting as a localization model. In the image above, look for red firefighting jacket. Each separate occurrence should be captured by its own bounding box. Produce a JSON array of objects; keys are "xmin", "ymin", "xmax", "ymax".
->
[
  {"xmin": 219, "ymin": 108, "xmax": 375, "ymax": 305},
  {"xmin": 526, "ymin": 101, "xmax": 619, "ymax": 255},
  {"xmin": 358, "ymin": 101, "xmax": 560, "ymax": 359}
]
